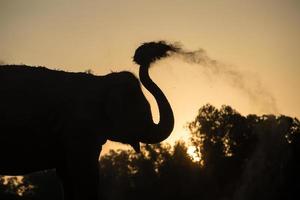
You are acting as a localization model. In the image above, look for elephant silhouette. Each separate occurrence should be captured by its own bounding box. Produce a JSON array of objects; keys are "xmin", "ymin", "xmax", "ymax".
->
[{"xmin": 0, "ymin": 42, "xmax": 175, "ymax": 199}]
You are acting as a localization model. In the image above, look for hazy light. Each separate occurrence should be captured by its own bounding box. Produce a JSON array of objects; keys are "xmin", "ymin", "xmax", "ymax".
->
[
  {"xmin": 187, "ymin": 145, "xmax": 201, "ymax": 163},
  {"xmin": 2, "ymin": 176, "xmax": 34, "ymax": 196}
]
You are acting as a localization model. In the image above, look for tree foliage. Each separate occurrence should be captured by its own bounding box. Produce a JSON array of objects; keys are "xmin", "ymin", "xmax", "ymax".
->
[
  {"xmin": 188, "ymin": 104, "xmax": 300, "ymax": 200},
  {"xmin": 1, "ymin": 104, "xmax": 300, "ymax": 200}
]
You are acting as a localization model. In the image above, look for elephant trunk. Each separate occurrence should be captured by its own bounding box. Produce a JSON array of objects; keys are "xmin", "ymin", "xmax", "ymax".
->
[{"xmin": 139, "ymin": 64, "xmax": 174, "ymax": 144}]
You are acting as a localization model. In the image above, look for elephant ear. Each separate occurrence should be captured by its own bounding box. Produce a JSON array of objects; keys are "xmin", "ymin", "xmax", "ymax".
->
[
  {"xmin": 105, "ymin": 83, "xmax": 142, "ymax": 153},
  {"xmin": 105, "ymin": 86, "xmax": 127, "ymax": 134}
]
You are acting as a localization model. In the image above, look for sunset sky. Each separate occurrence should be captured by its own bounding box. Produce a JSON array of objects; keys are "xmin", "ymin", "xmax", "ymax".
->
[{"xmin": 1, "ymin": 0, "xmax": 299, "ymax": 154}]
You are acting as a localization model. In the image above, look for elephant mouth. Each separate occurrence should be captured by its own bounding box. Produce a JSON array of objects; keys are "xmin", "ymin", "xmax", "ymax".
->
[{"xmin": 130, "ymin": 142, "xmax": 141, "ymax": 153}]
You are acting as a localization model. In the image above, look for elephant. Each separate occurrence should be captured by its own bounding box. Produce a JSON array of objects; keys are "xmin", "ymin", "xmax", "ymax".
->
[{"xmin": 0, "ymin": 41, "xmax": 175, "ymax": 199}]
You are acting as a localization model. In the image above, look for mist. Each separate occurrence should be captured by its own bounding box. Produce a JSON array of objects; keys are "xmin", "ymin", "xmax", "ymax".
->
[{"xmin": 148, "ymin": 41, "xmax": 278, "ymax": 114}]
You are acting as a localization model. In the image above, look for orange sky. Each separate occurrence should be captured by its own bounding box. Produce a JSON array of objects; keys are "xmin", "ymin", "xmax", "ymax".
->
[{"xmin": 1, "ymin": 0, "xmax": 299, "ymax": 154}]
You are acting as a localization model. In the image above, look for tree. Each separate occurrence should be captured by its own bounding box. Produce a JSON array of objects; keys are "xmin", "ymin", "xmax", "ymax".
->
[
  {"xmin": 188, "ymin": 104, "xmax": 300, "ymax": 200},
  {"xmin": 0, "ymin": 176, "xmax": 33, "ymax": 200},
  {"xmin": 2, "ymin": 104, "xmax": 299, "ymax": 200}
]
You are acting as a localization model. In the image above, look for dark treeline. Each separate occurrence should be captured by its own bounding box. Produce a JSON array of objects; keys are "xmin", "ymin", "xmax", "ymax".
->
[{"xmin": 1, "ymin": 104, "xmax": 300, "ymax": 200}]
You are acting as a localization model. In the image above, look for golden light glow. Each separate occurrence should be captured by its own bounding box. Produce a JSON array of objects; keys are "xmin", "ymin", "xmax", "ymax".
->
[
  {"xmin": 223, "ymin": 136, "xmax": 233, "ymax": 157},
  {"xmin": 2, "ymin": 176, "xmax": 34, "ymax": 196},
  {"xmin": 2, "ymin": 176, "xmax": 23, "ymax": 185},
  {"xmin": 187, "ymin": 146, "xmax": 201, "ymax": 163}
]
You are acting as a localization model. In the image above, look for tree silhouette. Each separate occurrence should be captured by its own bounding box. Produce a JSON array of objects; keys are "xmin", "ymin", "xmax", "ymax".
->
[
  {"xmin": 1, "ymin": 104, "xmax": 299, "ymax": 200},
  {"xmin": 188, "ymin": 104, "xmax": 300, "ymax": 200},
  {"xmin": 0, "ymin": 176, "xmax": 33, "ymax": 200}
]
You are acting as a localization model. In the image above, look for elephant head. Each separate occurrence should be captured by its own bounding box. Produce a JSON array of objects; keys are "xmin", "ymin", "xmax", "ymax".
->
[{"xmin": 105, "ymin": 41, "xmax": 176, "ymax": 150}]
